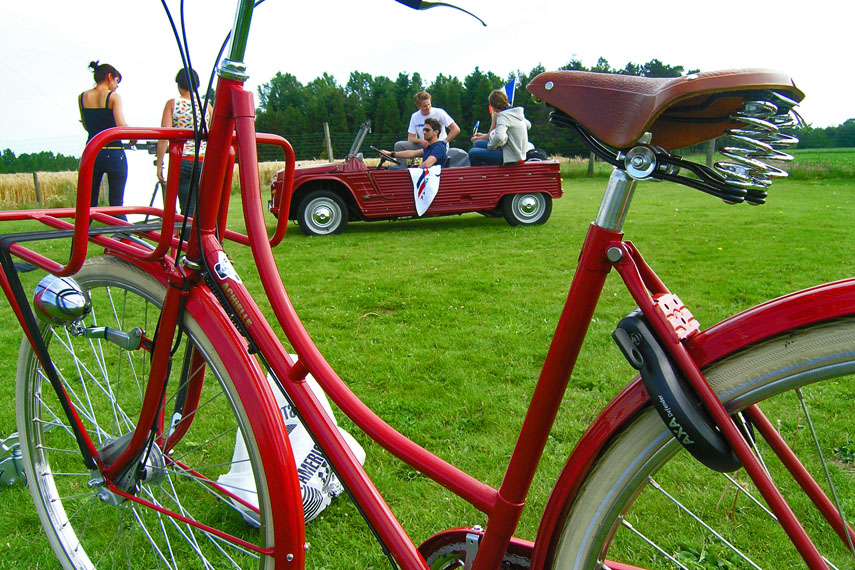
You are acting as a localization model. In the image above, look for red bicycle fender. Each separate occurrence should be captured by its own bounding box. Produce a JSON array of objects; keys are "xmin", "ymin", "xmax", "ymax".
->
[
  {"xmin": 184, "ymin": 280, "xmax": 308, "ymax": 565},
  {"xmin": 106, "ymin": 254, "xmax": 306, "ymax": 566},
  {"xmin": 686, "ymin": 277, "xmax": 855, "ymax": 366},
  {"xmin": 530, "ymin": 277, "xmax": 855, "ymax": 569}
]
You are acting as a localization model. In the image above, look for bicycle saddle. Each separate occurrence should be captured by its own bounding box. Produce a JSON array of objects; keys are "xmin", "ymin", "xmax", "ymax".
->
[{"xmin": 527, "ymin": 69, "xmax": 804, "ymax": 150}]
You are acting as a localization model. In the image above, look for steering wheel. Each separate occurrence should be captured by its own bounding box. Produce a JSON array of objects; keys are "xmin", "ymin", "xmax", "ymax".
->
[{"xmin": 371, "ymin": 146, "xmax": 398, "ymax": 168}]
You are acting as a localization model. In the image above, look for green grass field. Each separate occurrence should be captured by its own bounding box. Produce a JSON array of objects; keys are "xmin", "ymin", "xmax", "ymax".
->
[{"xmin": 0, "ymin": 172, "xmax": 851, "ymax": 568}]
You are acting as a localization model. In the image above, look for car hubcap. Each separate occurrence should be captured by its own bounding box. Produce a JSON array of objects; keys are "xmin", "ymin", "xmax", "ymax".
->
[
  {"xmin": 519, "ymin": 195, "xmax": 538, "ymax": 214},
  {"xmin": 306, "ymin": 197, "xmax": 342, "ymax": 233},
  {"xmin": 514, "ymin": 194, "xmax": 543, "ymax": 222},
  {"xmin": 312, "ymin": 205, "xmax": 332, "ymax": 225}
]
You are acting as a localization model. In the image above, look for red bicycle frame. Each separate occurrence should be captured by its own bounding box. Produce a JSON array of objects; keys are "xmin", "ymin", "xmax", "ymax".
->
[
  {"xmin": 3, "ymin": 76, "xmax": 855, "ymax": 570},
  {"xmin": 2, "ymin": 2, "xmax": 854, "ymax": 568},
  {"xmin": 218, "ymin": 124, "xmax": 855, "ymax": 570}
]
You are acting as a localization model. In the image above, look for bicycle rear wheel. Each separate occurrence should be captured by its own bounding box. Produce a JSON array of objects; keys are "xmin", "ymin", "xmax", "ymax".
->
[
  {"xmin": 550, "ymin": 318, "xmax": 855, "ymax": 570},
  {"xmin": 17, "ymin": 255, "xmax": 285, "ymax": 569}
]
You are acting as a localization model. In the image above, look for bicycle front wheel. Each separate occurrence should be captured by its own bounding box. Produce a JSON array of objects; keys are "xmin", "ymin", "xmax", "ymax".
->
[
  {"xmin": 17, "ymin": 255, "xmax": 286, "ymax": 569},
  {"xmin": 550, "ymin": 318, "xmax": 855, "ymax": 570}
]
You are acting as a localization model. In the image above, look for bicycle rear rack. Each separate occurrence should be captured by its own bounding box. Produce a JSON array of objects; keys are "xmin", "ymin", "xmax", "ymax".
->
[{"xmin": 0, "ymin": 130, "xmax": 296, "ymax": 278}]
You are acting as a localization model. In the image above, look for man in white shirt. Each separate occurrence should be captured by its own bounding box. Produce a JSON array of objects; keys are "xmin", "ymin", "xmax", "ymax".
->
[{"xmin": 393, "ymin": 91, "xmax": 461, "ymax": 167}]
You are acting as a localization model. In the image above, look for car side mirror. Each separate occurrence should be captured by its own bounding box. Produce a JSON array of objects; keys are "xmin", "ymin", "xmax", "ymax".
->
[{"xmin": 394, "ymin": 0, "xmax": 486, "ymax": 26}]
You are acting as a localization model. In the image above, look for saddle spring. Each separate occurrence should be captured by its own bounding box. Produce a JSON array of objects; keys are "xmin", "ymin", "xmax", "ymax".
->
[{"xmin": 714, "ymin": 92, "xmax": 805, "ymax": 191}]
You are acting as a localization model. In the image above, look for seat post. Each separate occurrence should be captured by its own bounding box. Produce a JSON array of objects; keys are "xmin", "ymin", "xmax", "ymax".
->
[{"xmin": 595, "ymin": 167, "xmax": 636, "ymax": 232}]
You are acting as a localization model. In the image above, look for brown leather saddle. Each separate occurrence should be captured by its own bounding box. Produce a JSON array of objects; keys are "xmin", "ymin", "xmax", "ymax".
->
[{"xmin": 527, "ymin": 69, "xmax": 804, "ymax": 150}]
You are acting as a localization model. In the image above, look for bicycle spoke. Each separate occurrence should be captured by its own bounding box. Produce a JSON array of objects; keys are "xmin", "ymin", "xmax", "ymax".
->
[
  {"xmin": 617, "ymin": 518, "xmax": 691, "ymax": 570},
  {"xmin": 61, "ymin": 493, "xmax": 100, "ymax": 526},
  {"xmin": 38, "ymin": 363, "xmax": 109, "ymax": 442},
  {"xmin": 104, "ymin": 284, "xmax": 148, "ymax": 405},
  {"xmin": 167, "ymin": 423, "xmax": 238, "ymax": 465},
  {"xmin": 130, "ymin": 506, "xmax": 177, "ymax": 569},
  {"xmin": 722, "ymin": 472, "xmax": 778, "ymax": 520},
  {"xmin": 162, "ymin": 463, "xmax": 259, "ymax": 516},
  {"xmin": 647, "ymin": 476, "xmax": 763, "ymax": 570},
  {"xmin": 42, "ymin": 336, "xmax": 137, "ymax": 436},
  {"xmin": 140, "ymin": 478, "xmax": 241, "ymax": 568},
  {"xmin": 167, "ymin": 457, "xmax": 252, "ymax": 474},
  {"xmin": 83, "ymin": 312, "xmax": 144, "ymax": 434},
  {"xmin": 796, "ymin": 388, "xmax": 855, "ymax": 559},
  {"xmin": 92, "ymin": 513, "xmax": 124, "ymax": 569},
  {"xmin": 36, "ymin": 444, "xmax": 82, "ymax": 455},
  {"xmin": 161, "ymin": 471, "xmax": 253, "ymax": 567},
  {"xmin": 32, "ymin": 395, "xmax": 76, "ymax": 440},
  {"xmin": 47, "ymin": 470, "xmax": 91, "ymax": 478}
]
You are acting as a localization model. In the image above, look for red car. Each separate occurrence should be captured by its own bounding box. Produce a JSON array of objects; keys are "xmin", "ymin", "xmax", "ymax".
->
[{"xmin": 269, "ymin": 123, "xmax": 563, "ymax": 236}]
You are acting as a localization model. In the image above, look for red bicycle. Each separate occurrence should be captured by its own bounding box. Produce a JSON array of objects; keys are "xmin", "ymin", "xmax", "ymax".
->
[{"xmin": 1, "ymin": 2, "xmax": 852, "ymax": 569}]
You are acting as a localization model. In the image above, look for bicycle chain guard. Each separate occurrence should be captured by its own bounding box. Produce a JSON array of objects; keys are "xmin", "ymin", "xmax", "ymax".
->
[{"xmin": 613, "ymin": 310, "xmax": 742, "ymax": 473}]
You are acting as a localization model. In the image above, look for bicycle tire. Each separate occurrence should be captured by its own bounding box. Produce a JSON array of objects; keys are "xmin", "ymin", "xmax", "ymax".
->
[
  {"xmin": 549, "ymin": 317, "xmax": 855, "ymax": 570},
  {"xmin": 17, "ymin": 255, "xmax": 286, "ymax": 570}
]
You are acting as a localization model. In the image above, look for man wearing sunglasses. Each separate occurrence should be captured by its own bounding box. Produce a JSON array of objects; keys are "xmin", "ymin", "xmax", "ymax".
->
[
  {"xmin": 393, "ymin": 91, "xmax": 460, "ymax": 167},
  {"xmin": 383, "ymin": 117, "xmax": 447, "ymax": 168}
]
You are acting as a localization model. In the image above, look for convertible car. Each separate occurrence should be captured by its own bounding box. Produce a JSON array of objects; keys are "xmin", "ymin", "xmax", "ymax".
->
[{"xmin": 268, "ymin": 122, "xmax": 563, "ymax": 236}]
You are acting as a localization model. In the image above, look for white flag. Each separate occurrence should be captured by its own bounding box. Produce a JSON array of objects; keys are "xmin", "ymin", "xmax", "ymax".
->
[{"xmin": 410, "ymin": 165, "xmax": 442, "ymax": 217}]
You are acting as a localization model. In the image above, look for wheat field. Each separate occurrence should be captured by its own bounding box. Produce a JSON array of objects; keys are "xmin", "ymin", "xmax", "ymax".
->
[
  {"xmin": 3, "ymin": 148, "xmax": 850, "ymax": 210},
  {"xmin": 0, "ymin": 171, "xmax": 78, "ymax": 209}
]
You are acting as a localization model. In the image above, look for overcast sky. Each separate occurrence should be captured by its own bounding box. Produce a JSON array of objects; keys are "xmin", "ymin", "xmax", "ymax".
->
[{"xmin": 2, "ymin": 0, "xmax": 852, "ymax": 156}]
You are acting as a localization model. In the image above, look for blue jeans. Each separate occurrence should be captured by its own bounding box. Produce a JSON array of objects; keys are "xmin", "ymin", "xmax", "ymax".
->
[
  {"xmin": 91, "ymin": 148, "xmax": 127, "ymax": 220},
  {"xmin": 468, "ymin": 139, "xmax": 502, "ymax": 166},
  {"xmin": 178, "ymin": 159, "xmax": 202, "ymax": 217}
]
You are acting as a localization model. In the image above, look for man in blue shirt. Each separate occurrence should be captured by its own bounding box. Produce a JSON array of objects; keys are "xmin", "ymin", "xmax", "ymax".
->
[{"xmin": 384, "ymin": 118, "xmax": 447, "ymax": 168}]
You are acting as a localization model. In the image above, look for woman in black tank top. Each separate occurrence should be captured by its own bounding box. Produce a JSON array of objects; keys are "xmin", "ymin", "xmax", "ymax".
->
[{"xmin": 78, "ymin": 61, "xmax": 131, "ymax": 220}]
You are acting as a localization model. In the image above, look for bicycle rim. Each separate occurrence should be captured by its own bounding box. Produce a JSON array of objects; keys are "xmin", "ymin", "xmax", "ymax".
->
[
  {"xmin": 550, "ymin": 317, "xmax": 855, "ymax": 570},
  {"xmin": 17, "ymin": 256, "xmax": 279, "ymax": 569}
]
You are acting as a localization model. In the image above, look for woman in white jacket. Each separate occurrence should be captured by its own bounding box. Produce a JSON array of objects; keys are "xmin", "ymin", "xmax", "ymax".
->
[{"xmin": 468, "ymin": 89, "xmax": 531, "ymax": 166}]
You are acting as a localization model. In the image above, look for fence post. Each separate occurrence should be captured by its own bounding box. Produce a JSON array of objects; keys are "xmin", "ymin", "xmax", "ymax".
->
[
  {"xmin": 588, "ymin": 152, "xmax": 595, "ymax": 177},
  {"xmin": 32, "ymin": 172, "xmax": 42, "ymax": 204},
  {"xmin": 706, "ymin": 139, "xmax": 715, "ymax": 167},
  {"xmin": 323, "ymin": 122, "xmax": 334, "ymax": 161}
]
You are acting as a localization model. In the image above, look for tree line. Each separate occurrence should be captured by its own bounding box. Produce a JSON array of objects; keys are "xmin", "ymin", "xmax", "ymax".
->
[
  {"xmin": 2, "ymin": 58, "xmax": 851, "ymax": 172},
  {"xmin": 792, "ymin": 119, "xmax": 855, "ymax": 149},
  {"xmin": 255, "ymin": 57, "xmax": 699, "ymax": 160},
  {"xmin": 254, "ymin": 57, "xmax": 854, "ymax": 159},
  {"xmin": 1, "ymin": 149, "xmax": 79, "ymax": 174}
]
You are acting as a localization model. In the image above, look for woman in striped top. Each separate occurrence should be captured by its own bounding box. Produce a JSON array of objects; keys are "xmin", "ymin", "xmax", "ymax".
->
[{"xmin": 155, "ymin": 68, "xmax": 213, "ymax": 219}]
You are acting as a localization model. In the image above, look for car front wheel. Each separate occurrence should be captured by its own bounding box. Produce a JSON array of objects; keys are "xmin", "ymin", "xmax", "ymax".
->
[
  {"xmin": 297, "ymin": 190, "xmax": 348, "ymax": 236},
  {"xmin": 502, "ymin": 192, "xmax": 552, "ymax": 226}
]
